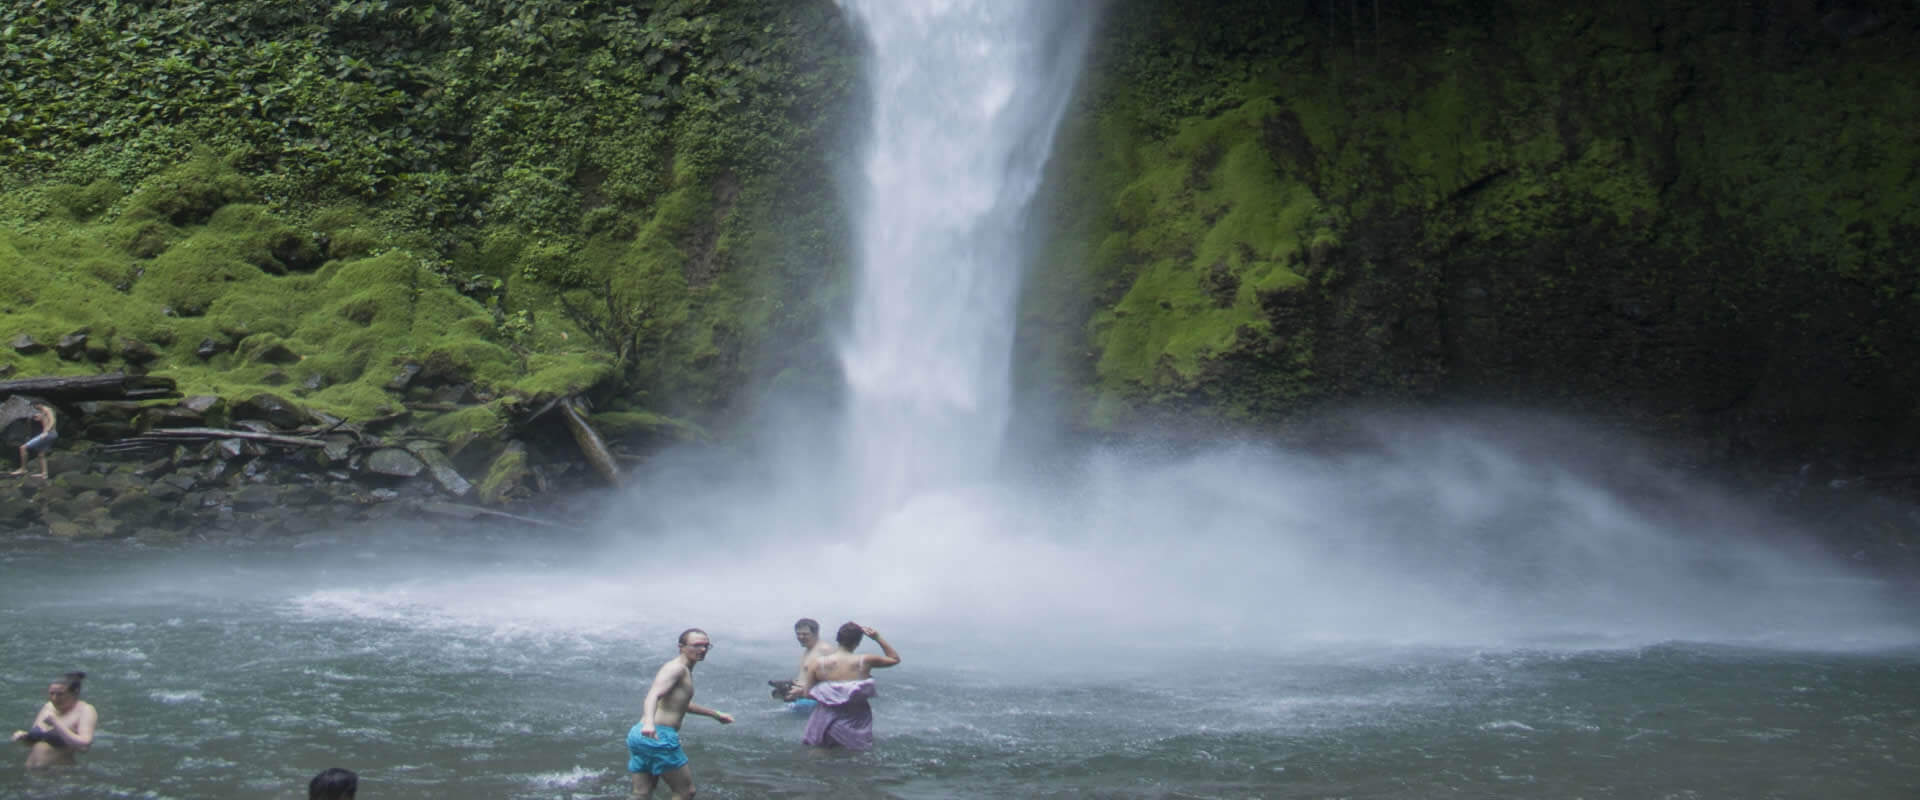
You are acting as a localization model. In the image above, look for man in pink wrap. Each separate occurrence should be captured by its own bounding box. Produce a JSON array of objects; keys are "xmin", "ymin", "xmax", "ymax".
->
[{"xmin": 790, "ymin": 622, "xmax": 900, "ymax": 752}]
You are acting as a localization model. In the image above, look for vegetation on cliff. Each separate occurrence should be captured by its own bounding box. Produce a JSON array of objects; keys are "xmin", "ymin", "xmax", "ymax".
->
[
  {"xmin": 1031, "ymin": 0, "xmax": 1919, "ymax": 463},
  {"xmin": 1, "ymin": 0, "xmax": 856, "ymax": 443}
]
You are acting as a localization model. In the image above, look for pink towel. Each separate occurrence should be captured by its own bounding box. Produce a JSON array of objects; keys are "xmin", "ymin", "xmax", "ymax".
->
[{"xmin": 802, "ymin": 679, "xmax": 878, "ymax": 750}]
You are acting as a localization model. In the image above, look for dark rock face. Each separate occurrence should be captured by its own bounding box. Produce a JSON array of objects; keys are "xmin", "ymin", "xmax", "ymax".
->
[{"xmin": 1034, "ymin": 0, "xmax": 1920, "ymax": 479}]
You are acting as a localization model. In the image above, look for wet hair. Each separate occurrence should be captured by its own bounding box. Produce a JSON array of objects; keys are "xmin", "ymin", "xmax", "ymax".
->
[
  {"xmin": 309, "ymin": 766, "xmax": 358, "ymax": 799},
  {"xmin": 835, "ymin": 622, "xmax": 864, "ymax": 650},
  {"xmin": 55, "ymin": 672, "xmax": 85, "ymax": 696},
  {"xmin": 677, "ymin": 627, "xmax": 708, "ymax": 646},
  {"xmin": 794, "ymin": 618, "xmax": 819, "ymax": 634}
]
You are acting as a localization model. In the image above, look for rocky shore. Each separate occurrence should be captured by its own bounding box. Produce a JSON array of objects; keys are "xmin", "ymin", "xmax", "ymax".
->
[{"xmin": 0, "ymin": 367, "xmax": 620, "ymax": 542}]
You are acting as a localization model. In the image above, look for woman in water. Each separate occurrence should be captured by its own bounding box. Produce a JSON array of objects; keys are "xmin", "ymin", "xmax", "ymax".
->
[{"xmin": 11, "ymin": 672, "xmax": 97, "ymax": 767}]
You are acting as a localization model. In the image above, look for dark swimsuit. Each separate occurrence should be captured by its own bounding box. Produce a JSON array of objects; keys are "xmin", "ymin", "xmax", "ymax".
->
[{"xmin": 22, "ymin": 727, "xmax": 64, "ymax": 747}]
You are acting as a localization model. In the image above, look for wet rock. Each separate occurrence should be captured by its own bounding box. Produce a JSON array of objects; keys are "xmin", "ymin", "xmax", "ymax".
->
[
  {"xmin": 107, "ymin": 492, "xmax": 174, "ymax": 525},
  {"xmin": 76, "ymin": 401, "xmax": 143, "ymax": 423},
  {"xmin": 139, "ymin": 405, "xmax": 209, "ymax": 430},
  {"xmin": 84, "ymin": 339, "xmax": 112, "ymax": 363},
  {"xmin": 0, "ymin": 395, "xmax": 40, "ymax": 437},
  {"xmin": 85, "ymin": 420, "xmax": 135, "ymax": 441},
  {"xmin": 369, "ymin": 488, "xmax": 401, "ymax": 502},
  {"xmin": 432, "ymin": 383, "xmax": 479, "ymax": 405},
  {"xmin": 231, "ymin": 484, "xmax": 279, "ymax": 511},
  {"xmin": 478, "ymin": 442, "xmax": 534, "ymax": 505},
  {"xmin": 181, "ymin": 395, "xmax": 227, "ymax": 423},
  {"xmin": 234, "ymin": 393, "xmax": 312, "ymax": 429},
  {"xmin": 363, "ymin": 448, "xmax": 424, "ymax": 478},
  {"xmin": 148, "ymin": 476, "xmax": 189, "ymax": 501},
  {"xmin": 58, "ymin": 473, "xmax": 110, "ymax": 493},
  {"xmin": 197, "ymin": 489, "xmax": 232, "ymax": 510},
  {"xmin": 320, "ymin": 435, "xmax": 354, "ymax": 465},
  {"xmin": 0, "ymin": 363, "xmax": 13, "ymax": 379},
  {"xmin": 9, "ymin": 334, "xmax": 46, "ymax": 355},
  {"xmin": 404, "ymin": 442, "xmax": 472, "ymax": 498},
  {"xmin": 385, "ymin": 362, "xmax": 423, "ymax": 392},
  {"xmin": 260, "ymin": 368, "xmax": 290, "ymax": 386},
  {"xmin": 195, "ymin": 338, "xmax": 228, "ymax": 359},
  {"xmin": 54, "ymin": 332, "xmax": 88, "ymax": 360},
  {"xmin": 302, "ymin": 373, "xmax": 330, "ymax": 393}
]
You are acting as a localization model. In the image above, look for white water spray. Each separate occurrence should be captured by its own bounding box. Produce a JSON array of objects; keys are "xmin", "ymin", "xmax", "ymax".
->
[
  {"xmin": 274, "ymin": 1, "xmax": 1914, "ymax": 656},
  {"xmin": 835, "ymin": 0, "xmax": 1095, "ymax": 518}
]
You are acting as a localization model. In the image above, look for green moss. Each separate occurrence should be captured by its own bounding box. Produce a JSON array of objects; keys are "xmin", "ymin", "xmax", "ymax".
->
[
  {"xmin": 121, "ymin": 152, "xmax": 253, "ymax": 226},
  {"xmin": 476, "ymin": 443, "xmax": 532, "ymax": 506},
  {"xmin": 588, "ymin": 410, "xmax": 708, "ymax": 443},
  {"xmin": 422, "ymin": 403, "xmax": 508, "ymax": 441},
  {"xmin": 1080, "ymin": 93, "xmax": 1312, "ymax": 392}
]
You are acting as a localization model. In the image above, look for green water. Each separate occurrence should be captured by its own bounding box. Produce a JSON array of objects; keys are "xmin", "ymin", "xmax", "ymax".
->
[{"xmin": 0, "ymin": 532, "xmax": 1914, "ymax": 799}]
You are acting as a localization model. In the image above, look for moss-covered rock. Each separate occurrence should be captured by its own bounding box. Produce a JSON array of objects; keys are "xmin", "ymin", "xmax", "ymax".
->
[{"xmin": 1029, "ymin": 0, "xmax": 1920, "ymax": 462}]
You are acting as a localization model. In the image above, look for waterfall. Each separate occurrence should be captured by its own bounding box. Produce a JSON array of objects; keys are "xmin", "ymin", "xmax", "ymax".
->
[{"xmin": 834, "ymin": 1, "xmax": 1097, "ymax": 519}]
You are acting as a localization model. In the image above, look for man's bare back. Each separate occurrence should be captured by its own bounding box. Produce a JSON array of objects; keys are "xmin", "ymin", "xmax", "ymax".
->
[{"xmin": 801, "ymin": 624, "xmax": 900, "ymax": 686}]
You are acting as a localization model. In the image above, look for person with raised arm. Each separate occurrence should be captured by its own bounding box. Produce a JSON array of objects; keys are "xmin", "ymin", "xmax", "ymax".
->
[{"xmin": 791, "ymin": 622, "xmax": 900, "ymax": 752}]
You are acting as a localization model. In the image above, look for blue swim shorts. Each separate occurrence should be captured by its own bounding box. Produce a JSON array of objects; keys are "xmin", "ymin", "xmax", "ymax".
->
[
  {"xmin": 626, "ymin": 723, "xmax": 689, "ymax": 775},
  {"xmin": 24, "ymin": 430, "xmax": 56, "ymax": 454}
]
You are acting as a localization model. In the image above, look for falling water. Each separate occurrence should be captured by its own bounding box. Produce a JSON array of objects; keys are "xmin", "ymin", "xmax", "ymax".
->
[
  {"xmin": 835, "ymin": 1, "xmax": 1096, "ymax": 518},
  {"xmin": 0, "ymin": 5, "xmax": 1914, "ymax": 796}
]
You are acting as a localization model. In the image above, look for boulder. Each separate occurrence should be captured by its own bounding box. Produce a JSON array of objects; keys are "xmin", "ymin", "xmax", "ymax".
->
[
  {"xmin": 385, "ymin": 362, "xmax": 423, "ymax": 392},
  {"xmin": 363, "ymin": 447, "xmax": 424, "ymax": 478},
  {"xmin": 234, "ymin": 393, "xmax": 312, "ymax": 429},
  {"xmin": 54, "ymin": 332, "xmax": 88, "ymax": 360},
  {"xmin": 247, "ymin": 341, "xmax": 302, "ymax": 365},
  {"xmin": 404, "ymin": 442, "xmax": 472, "ymax": 497},
  {"xmin": 7, "ymin": 334, "xmax": 43, "ymax": 355}
]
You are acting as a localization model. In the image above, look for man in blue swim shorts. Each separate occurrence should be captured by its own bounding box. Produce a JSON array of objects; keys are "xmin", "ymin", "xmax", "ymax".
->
[
  {"xmin": 628, "ymin": 628, "xmax": 732, "ymax": 799},
  {"xmin": 11, "ymin": 403, "xmax": 56, "ymax": 479}
]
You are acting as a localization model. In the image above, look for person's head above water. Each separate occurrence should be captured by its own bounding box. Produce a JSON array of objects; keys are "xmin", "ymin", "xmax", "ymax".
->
[
  {"xmin": 795, "ymin": 618, "xmax": 820, "ymax": 648},
  {"xmin": 677, "ymin": 628, "xmax": 712, "ymax": 662},
  {"xmin": 309, "ymin": 766, "xmax": 358, "ymax": 799},
  {"xmin": 835, "ymin": 622, "xmax": 864, "ymax": 650},
  {"xmin": 47, "ymin": 672, "xmax": 84, "ymax": 711}
]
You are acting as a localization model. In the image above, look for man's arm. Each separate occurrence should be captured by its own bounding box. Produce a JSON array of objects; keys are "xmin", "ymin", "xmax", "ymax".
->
[
  {"xmin": 684, "ymin": 703, "xmax": 734, "ymax": 724},
  {"xmin": 637, "ymin": 662, "xmax": 686, "ymax": 737},
  {"xmin": 785, "ymin": 648, "xmax": 824, "ymax": 700},
  {"xmin": 860, "ymin": 626, "xmax": 901, "ymax": 669}
]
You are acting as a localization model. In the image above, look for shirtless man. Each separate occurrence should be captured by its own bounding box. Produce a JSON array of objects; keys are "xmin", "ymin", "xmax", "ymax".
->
[
  {"xmin": 11, "ymin": 672, "xmax": 97, "ymax": 768},
  {"xmin": 11, "ymin": 403, "xmax": 56, "ymax": 479},
  {"xmin": 792, "ymin": 622, "xmax": 900, "ymax": 752},
  {"xmin": 775, "ymin": 618, "xmax": 837, "ymax": 702},
  {"xmin": 626, "ymin": 628, "xmax": 732, "ymax": 799}
]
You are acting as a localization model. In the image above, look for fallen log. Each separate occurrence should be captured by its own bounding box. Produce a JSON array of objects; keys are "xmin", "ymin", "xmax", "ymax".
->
[
  {"xmin": 103, "ymin": 426, "xmax": 326, "ymax": 452},
  {"xmin": 559, "ymin": 396, "xmax": 622, "ymax": 489},
  {"xmin": 416, "ymin": 500, "xmax": 567, "ymax": 529},
  {"xmin": 0, "ymin": 373, "xmax": 179, "ymax": 402}
]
